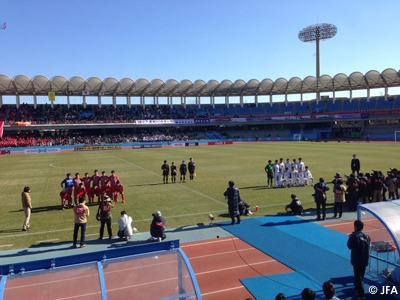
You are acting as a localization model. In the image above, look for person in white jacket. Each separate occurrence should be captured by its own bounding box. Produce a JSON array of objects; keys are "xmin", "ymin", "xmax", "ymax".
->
[{"xmin": 117, "ymin": 211, "xmax": 134, "ymax": 241}]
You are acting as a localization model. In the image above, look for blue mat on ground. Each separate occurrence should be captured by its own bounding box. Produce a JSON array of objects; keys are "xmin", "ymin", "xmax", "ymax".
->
[
  {"xmin": 220, "ymin": 216, "xmax": 356, "ymax": 299},
  {"xmin": 240, "ymin": 271, "xmax": 324, "ymax": 300}
]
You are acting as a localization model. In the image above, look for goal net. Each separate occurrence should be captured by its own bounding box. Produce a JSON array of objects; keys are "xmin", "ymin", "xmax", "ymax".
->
[{"xmin": 293, "ymin": 134, "xmax": 301, "ymax": 141}]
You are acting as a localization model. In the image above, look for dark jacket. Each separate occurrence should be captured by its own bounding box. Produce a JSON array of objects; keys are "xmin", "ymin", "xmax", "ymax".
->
[
  {"xmin": 98, "ymin": 200, "xmax": 112, "ymax": 220},
  {"xmin": 347, "ymin": 230, "xmax": 370, "ymax": 267},
  {"xmin": 150, "ymin": 215, "xmax": 166, "ymax": 240},
  {"xmin": 351, "ymin": 158, "xmax": 360, "ymax": 171},
  {"xmin": 314, "ymin": 182, "xmax": 330, "ymax": 202},
  {"xmin": 224, "ymin": 186, "xmax": 240, "ymax": 216}
]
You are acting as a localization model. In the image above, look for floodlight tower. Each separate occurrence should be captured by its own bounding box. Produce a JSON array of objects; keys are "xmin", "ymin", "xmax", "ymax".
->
[{"xmin": 298, "ymin": 23, "xmax": 337, "ymax": 100}]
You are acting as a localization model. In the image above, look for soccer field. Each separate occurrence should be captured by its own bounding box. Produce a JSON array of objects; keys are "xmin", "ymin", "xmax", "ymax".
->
[{"xmin": 0, "ymin": 141, "xmax": 395, "ymax": 250}]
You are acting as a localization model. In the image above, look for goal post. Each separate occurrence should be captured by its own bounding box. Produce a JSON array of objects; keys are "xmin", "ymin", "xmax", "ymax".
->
[
  {"xmin": 293, "ymin": 134, "xmax": 301, "ymax": 141},
  {"xmin": 395, "ymin": 131, "xmax": 400, "ymax": 144}
]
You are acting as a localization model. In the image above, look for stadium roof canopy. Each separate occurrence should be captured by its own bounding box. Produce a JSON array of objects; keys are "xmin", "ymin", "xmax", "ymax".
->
[{"xmin": 0, "ymin": 68, "xmax": 399, "ymax": 98}]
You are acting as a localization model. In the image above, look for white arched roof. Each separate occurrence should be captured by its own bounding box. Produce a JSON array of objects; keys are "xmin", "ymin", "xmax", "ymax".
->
[{"xmin": 0, "ymin": 68, "xmax": 399, "ymax": 97}]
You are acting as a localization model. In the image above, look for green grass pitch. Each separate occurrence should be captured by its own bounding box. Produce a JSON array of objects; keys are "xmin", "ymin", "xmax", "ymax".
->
[{"xmin": 0, "ymin": 141, "xmax": 396, "ymax": 250}]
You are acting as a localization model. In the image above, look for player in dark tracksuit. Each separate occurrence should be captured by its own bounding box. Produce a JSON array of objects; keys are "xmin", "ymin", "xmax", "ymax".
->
[
  {"xmin": 161, "ymin": 160, "xmax": 169, "ymax": 184},
  {"xmin": 188, "ymin": 158, "xmax": 196, "ymax": 182},
  {"xmin": 170, "ymin": 162, "xmax": 177, "ymax": 183},
  {"xmin": 180, "ymin": 160, "xmax": 187, "ymax": 183}
]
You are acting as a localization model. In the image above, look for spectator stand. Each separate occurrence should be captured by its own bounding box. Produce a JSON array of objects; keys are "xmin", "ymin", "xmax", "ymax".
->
[
  {"xmin": 360, "ymin": 97, "xmax": 377, "ymax": 112},
  {"xmin": 342, "ymin": 98, "xmax": 360, "ymax": 113},
  {"xmin": 265, "ymin": 102, "xmax": 281, "ymax": 116}
]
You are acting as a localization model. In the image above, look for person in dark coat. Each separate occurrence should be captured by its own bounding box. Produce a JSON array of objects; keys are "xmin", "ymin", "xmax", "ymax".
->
[
  {"xmin": 347, "ymin": 220, "xmax": 370, "ymax": 299},
  {"xmin": 223, "ymin": 180, "xmax": 241, "ymax": 225},
  {"xmin": 150, "ymin": 210, "xmax": 166, "ymax": 241},
  {"xmin": 351, "ymin": 154, "xmax": 361, "ymax": 176},
  {"xmin": 97, "ymin": 195, "xmax": 113, "ymax": 239}
]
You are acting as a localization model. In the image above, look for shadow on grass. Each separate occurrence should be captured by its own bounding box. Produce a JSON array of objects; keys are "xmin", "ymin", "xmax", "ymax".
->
[
  {"xmin": 126, "ymin": 183, "xmax": 165, "ymax": 187},
  {"xmin": 165, "ymin": 223, "xmax": 211, "ymax": 233},
  {"xmin": 239, "ymin": 185, "xmax": 271, "ymax": 190},
  {"xmin": 0, "ymin": 229, "xmax": 22, "ymax": 234},
  {"xmin": 9, "ymin": 205, "xmax": 63, "ymax": 214}
]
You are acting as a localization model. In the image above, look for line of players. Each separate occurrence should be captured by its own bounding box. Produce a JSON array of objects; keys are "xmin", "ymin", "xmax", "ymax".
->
[
  {"xmin": 161, "ymin": 157, "xmax": 196, "ymax": 184},
  {"xmin": 265, "ymin": 157, "xmax": 314, "ymax": 188},
  {"xmin": 60, "ymin": 170, "xmax": 125, "ymax": 210}
]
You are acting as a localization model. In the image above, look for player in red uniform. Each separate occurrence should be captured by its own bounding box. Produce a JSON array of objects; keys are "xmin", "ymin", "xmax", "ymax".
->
[
  {"xmin": 91, "ymin": 170, "xmax": 101, "ymax": 203},
  {"xmin": 109, "ymin": 170, "xmax": 119, "ymax": 191},
  {"xmin": 100, "ymin": 171, "xmax": 109, "ymax": 195},
  {"xmin": 82, "ymin": 173, "xmax": 93, "ymax": 203},
  {"xmin": 113, "ymin": 180, "xmax": 125, "ymax": 203},
  {"xmin": 102, "ymin": 181, "xmax": 113, "ymax": 199},
  {"xmin": 75, "ymin": 182, "xmax": 86, "ymax": 201},
  {"xmin": 73, "ymin": 173, "xmax": 82, "ymax": 205},
  {"xmin": 60, "ymin": 187, "xmax": 73, "ymax": 210}
]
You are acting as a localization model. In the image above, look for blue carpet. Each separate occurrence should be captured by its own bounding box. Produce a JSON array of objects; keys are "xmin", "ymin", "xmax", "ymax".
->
[
  {"xmin": 220, "ymin": 216, "xmax": 356, "ymax": 299},
  {"xmin": 240, "ymin": 271, "xmax": 324, "ymax": 300},
  {"xmin": 221, "ymin": 216, "xmax": 353, "ymax": 283}
]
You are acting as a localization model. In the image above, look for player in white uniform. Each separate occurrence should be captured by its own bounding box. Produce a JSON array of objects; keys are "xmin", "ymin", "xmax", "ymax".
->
[
  {"xmin": 273, "ymin": 161, "xmax": 280, "ymax": 186},
  {"xmin": 289, "ymin": 166, "xmax": 299, "ymax": 187},
  {"xmin": 275, "ymin": 168, "xmax": 285, "ymax": 187},
  {"xmin": 284, "ymin": 159, "xmax": 292, "ymax": 171},
  {"xmin": 291, "ymin": 159, "xmax": 298, "ymax": 171},
  {"xmin": 278, "ymin": 158, "xmax": 285, "ymax": 174},
  {"xmin": 298, "ymin": 158, "xmax": 305, "ymax": 173},
  {"xmin": 302, "ymin": 165, "xmax": 314, "ymax": 185}
]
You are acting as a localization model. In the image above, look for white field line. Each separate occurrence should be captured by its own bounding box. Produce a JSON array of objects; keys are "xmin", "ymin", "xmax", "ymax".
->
[
  {"xmin": 104, "ymin": 152, "xmax": 227, "ymax": 207},
  {"xmin": 0, "ymin": 244, "xmax": 13, "ymax": 248},
  {"xmin": 36, "ymin": 239, "xmax": 59, "ymax": 243}
]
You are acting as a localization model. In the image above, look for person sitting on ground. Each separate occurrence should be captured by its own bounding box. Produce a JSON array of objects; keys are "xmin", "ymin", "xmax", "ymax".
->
[
  {"xmin": 285, "ymin": 194, "xmax": 304, "ymax": 215},
  {"xmin": 117, "ymin": 210, "xmax": 133, "ymax": 241},
  {"xmin": 150, "ymin": 210, "xmax": 166, "ymax": 241},
  {"xmin": 322, "ymin": 281, "xmax": 341, "ymax": 300},
  {"xmin": 301, "ymin": 288, "xmax": 316, "ymax": 300},
  {"xmin": 239, "ymin": 198, "xmax": 252, "ymax": 216}
]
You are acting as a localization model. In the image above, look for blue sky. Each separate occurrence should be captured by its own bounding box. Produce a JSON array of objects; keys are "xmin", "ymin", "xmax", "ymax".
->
[{"xmin": 1, "ymin": 0, "xmax": 399, "ymax": 104}]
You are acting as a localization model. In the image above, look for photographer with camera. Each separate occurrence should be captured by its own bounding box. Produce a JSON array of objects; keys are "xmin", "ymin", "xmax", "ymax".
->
[
  {"xmin": 371, "ymin": 170, "xmax": 385, "ymax": 202},
  {"xmin": 150, "ymin": 211, "xmax": 166, "ymax": 241},
  {"xmin": 386, "ymin": 169, "xmax": 398, "ymax": 200},
  {"xmin": 313, "ymin": 178, "xmax": 330, "ymax": 221},
  {"xmin": 345, "ymin": 174, "xmax": 359, "ymax": 212}
]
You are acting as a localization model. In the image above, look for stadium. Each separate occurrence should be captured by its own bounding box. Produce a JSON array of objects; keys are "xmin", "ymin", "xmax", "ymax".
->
[{"xmin": 1, "ymin": 2, "xmax": 400, "ymax": 299}]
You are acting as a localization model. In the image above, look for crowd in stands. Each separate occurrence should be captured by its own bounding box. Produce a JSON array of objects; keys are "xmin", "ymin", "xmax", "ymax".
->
[
  {"xmin": 0, "ymin": 134, "xmax": 35, "ymax": 148},
  {"xmin": 0, "ymin": 104, "xmax": 209, "ymax": 125},
  {"xmin": 0, "ymin": 132, "xmax": 201, "ymax": 148},
  {"xmin": 1, "ymin": 96, "xmax": 398, "ymax": 126}
]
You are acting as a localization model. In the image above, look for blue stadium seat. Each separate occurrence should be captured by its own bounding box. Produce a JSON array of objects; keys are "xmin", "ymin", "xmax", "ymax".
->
[
  {"xmin": 210, "ymin": 105, "xmax": 223, "ymax": 116},
  {"xmin": 265, "ymin": 102, "xmax": 280, "ymax": 115},
  {"xmin": 325, "ymin": 99, "xmax": 342, "ymax": 113},
  {"xmin": 250, "ymin": 104, "xmax": 266, "ymax": 115},
  {"xmin": 342, "ymin": 99, "xmax": 359, "ymax": 112},
  {"xmin": 236, "ymin": 104, "xmax": 252, "ymax": 116},
  {"xmin": 281, "ymin": 102, "xmax": 294, "ymax": 115},
  {"xmin": 359, "ymin": 97, "xmax": 377, "ymax": 111},
  {"xmin": 222, "ymin": 104, "xmax": 237, "ymax": 116},
  {"xmin": 294, "ymin": 101, "xmax": 311, "ymax": 114},
  {"xmin": 376, "ymin": 96, "xmax": 394, "ymax": 111},
  {"xmin": 309, "ymin": 100, "xmax": 324, "ymax": 113}
]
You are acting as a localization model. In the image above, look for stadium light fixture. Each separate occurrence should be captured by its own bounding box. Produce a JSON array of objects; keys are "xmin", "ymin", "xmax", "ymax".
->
[{"xmin": 298, "ymin": 23, "xmax": 337, "ymax": 101}]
